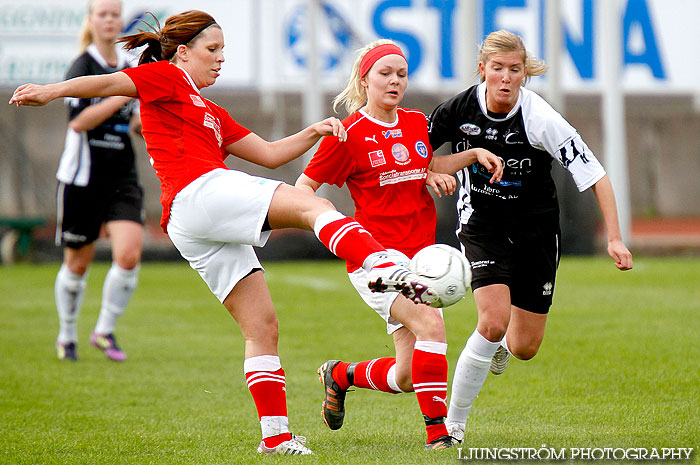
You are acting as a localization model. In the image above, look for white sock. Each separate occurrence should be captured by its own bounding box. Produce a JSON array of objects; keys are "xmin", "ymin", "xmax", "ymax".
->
[
  {"xmin": 260, "ymin": 416, "xmax": 290, "ymax": 439},
  {"xmin": 446, "ymin": 329, "xmax": 501, "ymax": 427},
  {"xmin": 55, "ymin": 263, "xmax": 87, "ymax": 343},
  {"xmin": 386, "ymin": 364, "xmax": 405, "ymax": 393},
  {"xmin": 93, "ymin": 263, "xmax": 139, "ymax": 335}
]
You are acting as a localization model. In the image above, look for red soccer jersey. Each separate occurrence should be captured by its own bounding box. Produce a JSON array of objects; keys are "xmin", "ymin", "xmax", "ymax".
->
[
  {"xmin": 122, "ymin": 61, "xmax": 251, "ymax": 231},
  {"xmin": 304, "ymin": 108, "xmax": 437, "ymax": 271}
]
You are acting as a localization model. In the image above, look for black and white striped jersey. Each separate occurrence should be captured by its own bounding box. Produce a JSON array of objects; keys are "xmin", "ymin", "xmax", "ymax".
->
[
  {"xmin": 56, "ymin": 45, "xmax": 138, "ymax": 187},
  {"xmin": 428, "ymin": 82, "xmax": 605, "ymax": 228}
]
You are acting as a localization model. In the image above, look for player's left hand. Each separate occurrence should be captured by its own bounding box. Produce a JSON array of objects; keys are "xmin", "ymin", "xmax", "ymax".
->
[
  {"xmin": 426, "ymin": 170, "xmax": 456, "ymax": 197},
  {"xmin": 608, "ymin": 239, "xmax": 633, "ymax": 271},
  {"xmin": 475, "ymin": 148, "xmax": 503, "ymax": 184},
  {"xmin": 313, "ymin": 117, "xmax": 347, "ymax": 142}
]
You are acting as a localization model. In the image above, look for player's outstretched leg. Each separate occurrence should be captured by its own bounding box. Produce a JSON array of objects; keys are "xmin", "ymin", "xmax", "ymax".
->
[{"xmin": 312, "ymin": 211, "xmax": 438, "ymax": 306}]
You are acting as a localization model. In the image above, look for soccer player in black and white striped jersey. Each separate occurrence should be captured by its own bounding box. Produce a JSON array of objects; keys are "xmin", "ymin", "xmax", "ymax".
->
[{"xmin": 427, "ymin": 30, "xmax": 633, "ymax": 443}]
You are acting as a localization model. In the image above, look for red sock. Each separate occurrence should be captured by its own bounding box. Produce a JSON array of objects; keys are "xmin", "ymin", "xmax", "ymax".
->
[
  {"xmin": 412, "ymin": 348, "xmax": 449, "ymax": 443},
  {"xmin": 351, "ymin": 357, "xmax": 398, "ymax": 393},
  {"xmin": 245, "ymin": 368, "xmax": 292, "ymax": 447},
  {"xmin": 316, "ymin": 216, "xmax": 386, "ymax": 270}
]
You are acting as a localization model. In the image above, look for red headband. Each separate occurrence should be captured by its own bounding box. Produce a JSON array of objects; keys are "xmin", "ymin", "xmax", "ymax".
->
[{"xmin": 359, "ymin": 44, "xmax": 406, "ymax": 77}]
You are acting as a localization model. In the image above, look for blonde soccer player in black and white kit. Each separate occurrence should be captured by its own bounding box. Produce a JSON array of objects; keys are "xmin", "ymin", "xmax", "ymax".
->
[
  {"xmin": 54, "ymin": 0, "xmax": 144, "ymax": 363},
  {"xmin": 427, "ymin": 30, "xmax": 633, "ymax": 443}
]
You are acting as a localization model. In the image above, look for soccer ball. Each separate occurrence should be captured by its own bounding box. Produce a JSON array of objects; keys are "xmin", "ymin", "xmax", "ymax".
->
[{"xmin": 409, "ymin": 244, "xmax": 471, "ymax": 308}]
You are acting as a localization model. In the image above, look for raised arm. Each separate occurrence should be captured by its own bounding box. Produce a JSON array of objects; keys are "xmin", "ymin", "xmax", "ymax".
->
[
  {"xmin": 224, "ymin": 117, "xmax": 346, "ymax": 169},
  {"xmin": 590, "ymin": 175, "xmax": 633, "ymax": 271},
  {"xmin": 431, "ymin": 147, "xmax": 503, "ymax": 184},
  {"xmin": 9, "ymin": 72, "xmax": 137, "ymax": 107}
]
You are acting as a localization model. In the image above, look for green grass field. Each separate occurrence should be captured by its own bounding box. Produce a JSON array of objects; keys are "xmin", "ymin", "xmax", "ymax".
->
[{"xmin": 1, "ymin": 257, "xmax": 699, "ymax": 464}]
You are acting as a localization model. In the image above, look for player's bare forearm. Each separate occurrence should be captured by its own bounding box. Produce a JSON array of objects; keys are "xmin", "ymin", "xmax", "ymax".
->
[
  {"xmin": 69, "ymin": 96, "xmax": 133, "ymax": 132},
  {"xmin": 432, "ymin": 148, "xmax": 503, "ymax": 183},
  {"xmin": 591, "ymin": 175, "xmax": 633, "ymax": 270},
  {"xmin": 10, "ymin": 73, "xmax": 136, "ymax": 107}
]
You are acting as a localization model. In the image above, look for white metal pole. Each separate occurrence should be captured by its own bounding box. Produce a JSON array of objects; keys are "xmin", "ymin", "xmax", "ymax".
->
[
  {"xmin": 302, "ymin": 0, "xmax": 323, "ymax": 163},
  {"xmin": 545, "ymin": 0, "xmax": 563, "ymax": 112},
  {"xmin": 601, "ymin": 0, "xmax": 631, "ymax": 241},
  {"xmin": 460, "ymin": 0, "xmax": 478, "ymax": 89}
]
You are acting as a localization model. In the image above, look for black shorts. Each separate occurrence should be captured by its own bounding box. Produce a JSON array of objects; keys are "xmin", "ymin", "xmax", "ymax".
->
[
  {"xmin": 56, "ymin": 180, "xmax": 144, "ymax": 249},
  {"xmin": 458, "ymin": 219, "xmax": 561, "ymax": 314}
]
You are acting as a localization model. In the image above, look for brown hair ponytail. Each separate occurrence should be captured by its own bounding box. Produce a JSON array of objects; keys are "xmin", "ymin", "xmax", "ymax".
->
[{"xmin": 117, "ymin": 10, "xmax": 218, "ymax": 65}]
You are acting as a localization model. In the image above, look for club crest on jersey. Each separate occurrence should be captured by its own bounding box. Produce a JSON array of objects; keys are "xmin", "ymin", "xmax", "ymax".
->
[
  {"xmin": 459, "ymin": 123, "xmax": 481, "ymax": 136},
  {"xmin": 415, "ymin": 141, "xmax": 429, "ymax": 158},
  {"xmin": 368, "ymin": 150, "xmax": 386, "ymax": 167},
  {"xmin": 391, "ymin": 143, "xmax": 410, "ymax": 165},
  {"xmin": 382, "ymin": 129, "xmax": 402, "ymax": 139},
  {"xmin": 190, "ymin": 94, "xmax": 206, "ymax": 108}
]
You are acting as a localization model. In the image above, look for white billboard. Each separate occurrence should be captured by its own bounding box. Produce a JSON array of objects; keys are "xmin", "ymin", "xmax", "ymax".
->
[{"xmin": 0, "ymin": 0, "xmax": 697, "ymax": 94}]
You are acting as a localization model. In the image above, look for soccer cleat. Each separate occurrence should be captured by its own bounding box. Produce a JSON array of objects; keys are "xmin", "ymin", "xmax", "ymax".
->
[
  {"xmin": 257, "ymin": 434, "xmax": 312, "ymax": 455},
  {"xmin": 425, "ymin": 435, "xmax": 455, "ymax": 450},
  {"xmin": 90, "ymin": 333, "xmax": 126, "ymax": 362},
  {"xmin": 490, "ymin": 345, "xmax": 511, "ymax": 375},
  {"xmin": 56, "ymin": 341, "xmax": 77, "ymax": 361},
  {"xmin": 317, "ymin": 360, "xmax": 348, "ymax": 430},
  {"xmin": 447, "ymin": 423, "xmax": 464, "ymax": 444},
  {"xmin": 367, "ymin": 264, "xmax": 439, "ymax": 307}
]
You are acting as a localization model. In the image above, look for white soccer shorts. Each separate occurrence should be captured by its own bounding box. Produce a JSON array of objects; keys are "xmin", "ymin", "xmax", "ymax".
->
[{"xmin": 167, "ymin": 168, "xmax": 282, "ymax": 302}]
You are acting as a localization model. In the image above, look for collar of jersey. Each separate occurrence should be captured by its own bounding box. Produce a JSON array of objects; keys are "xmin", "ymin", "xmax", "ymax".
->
[
  {"xmin": 477, "ymin": 81, "xmax": 522, "ymax": 121},
  {"xmin": 175, "ymin": 64, "xmax": 201, "ymax": 95},
  {"xmin": 359, "ymin": 107, "xmax": 399, "ymax": 128}
]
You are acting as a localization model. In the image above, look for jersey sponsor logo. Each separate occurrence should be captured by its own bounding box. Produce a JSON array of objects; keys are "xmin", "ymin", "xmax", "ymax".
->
[
  {"xmin": 415, "ymin": 141, "xmax": 429, "ymax": 158},
  {"xmin": 190, "ymin": 94, "xmax": 206, "ymax": 108},
  {"xmin": 558, "ymin": 137, "xmax": 590, "ymax": 168},
  {"xmin": 368, "ymin": 149, "xmax": 386, "ymax": 167},
  {"xmin": 382, "ymin": 129, "xmax": 402, "ymax": 139},
  {"xmin": 365, "ymin": 135, "xmax": 378, "ymax": 143},
  {"xmin": 379, "ymin": 168, "xmax": 427, "ymax": 186},
  {"xmin": 459, "ymin": 123, "xmax": 481, "ymax": 136},
  {"xmin": 203, "ymin": 112, "xmax": 223, "ymax": 146},
  {"xmin": 485, "ymin": 127, "xmax": 498, "ymax": 140},
  {"xmin": 470, "ymin": 259, "xmax": 495, "ymax": 269},
  {"xmin": 391, "ymin": 143, "xmax": 410, "ymax": 165},
  {"xmin": 504, "ymin": 130, "xmax": 524, "ymax": 144}
]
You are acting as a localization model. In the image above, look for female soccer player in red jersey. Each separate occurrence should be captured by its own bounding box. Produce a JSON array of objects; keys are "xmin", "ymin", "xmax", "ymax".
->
[
  {"xmin": 295, "ymin": 40, "xmax": 502, "ymax": 450},
  {"xmin": 10, "ymin": 11, "xmax": 442, "ymax": 456}
]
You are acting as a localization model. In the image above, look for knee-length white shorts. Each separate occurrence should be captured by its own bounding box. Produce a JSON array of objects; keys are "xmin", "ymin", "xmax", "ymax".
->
[{"xmin": 167, "ymin": 168, "xmax": 282, "ymax": 302}]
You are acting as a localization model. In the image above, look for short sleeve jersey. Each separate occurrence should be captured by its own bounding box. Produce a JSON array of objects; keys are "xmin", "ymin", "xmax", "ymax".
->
[
  {"xmin": 428, "ymin": 82, "xmax": 605, "ymax": 229},
  {"xmin": 122, "ymin": 61, "xmax": 251, "ymax": 231},
  {"xmin": 304, "ymin": 108, "xmax": 436, "ymax": 271},
  {"xmin": 58, "ymin": 45, "xmax": 138, "ymax": 187}
]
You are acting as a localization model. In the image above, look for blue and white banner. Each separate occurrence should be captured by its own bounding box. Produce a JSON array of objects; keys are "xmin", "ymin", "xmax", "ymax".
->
[{"xmin": 0, "ymin": 0, "xmax": 697, "ymax": 94}]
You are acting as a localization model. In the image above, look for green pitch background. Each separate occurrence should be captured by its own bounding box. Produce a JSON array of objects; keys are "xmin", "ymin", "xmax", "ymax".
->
[{"xmin": 1, "ymin": 257, "xmax": 698, "ymax": 464}]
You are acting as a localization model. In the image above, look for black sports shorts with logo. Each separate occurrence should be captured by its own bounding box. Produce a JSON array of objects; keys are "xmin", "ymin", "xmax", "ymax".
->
[
  {"xmin": 56, "ymin": 180, "xmax": 144, "ymax": 249},
  {"xmin": 458, "ymin": 218, "xmax": 561, "ymax": 314}
]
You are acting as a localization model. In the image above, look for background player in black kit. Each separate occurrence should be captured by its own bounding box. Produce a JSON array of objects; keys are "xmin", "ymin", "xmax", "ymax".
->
[
  {"xmin": 53, "ymin": 0, "xmax": 143, "ymax": 362},
  {"xmin": 427, "ymin": 30, "xmax": 633, "ymax": 442}
]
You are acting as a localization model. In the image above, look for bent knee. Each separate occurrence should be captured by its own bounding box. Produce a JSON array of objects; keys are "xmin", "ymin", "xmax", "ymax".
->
[{"xmin": 510, "ymin": 344, "xmax": 540, "ymax": 361}]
